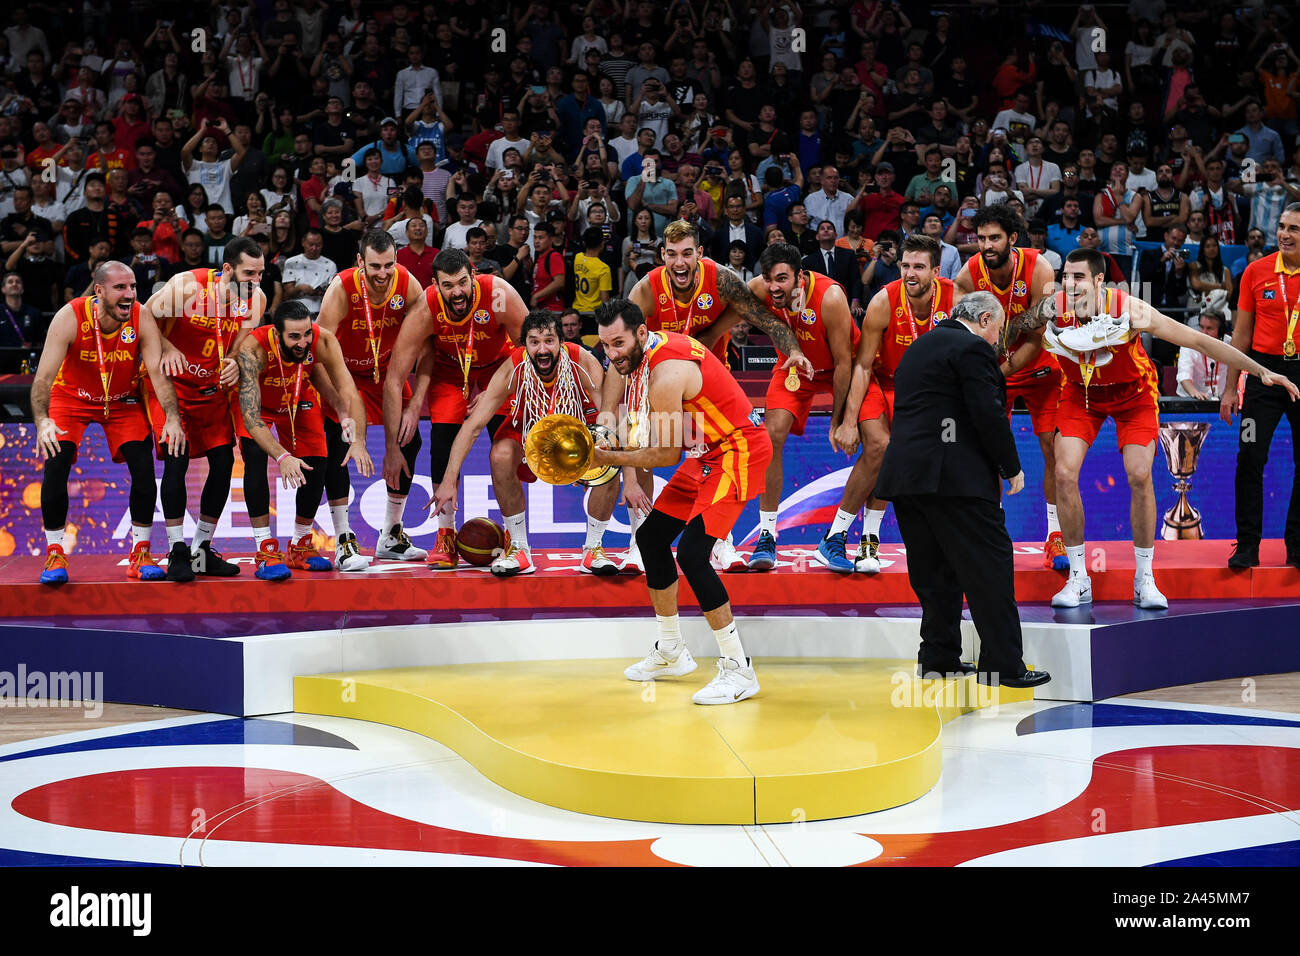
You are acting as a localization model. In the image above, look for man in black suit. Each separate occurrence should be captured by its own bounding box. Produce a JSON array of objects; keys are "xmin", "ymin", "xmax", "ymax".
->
[
  {"xmin": 709, "ymin": 194, "xmax": 764, "ymax": 269},
  {"xmin": 802, "ymin": 220, "xmax": 863, "ymax": 308},
  {"xmin": 874, "ymin": 290, "xmax": 1051, "ymax": 688}
]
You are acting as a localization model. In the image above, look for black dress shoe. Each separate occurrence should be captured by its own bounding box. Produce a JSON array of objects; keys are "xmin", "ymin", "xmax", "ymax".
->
[
  {"xmin": 1228, "ymin": 542, "xmax": 1260, "ymax": 569},
  {"xmin": 165, "ymin": 541, "xmax": 195, "ymax": 582},
  {"xmin": 916, "ymin": 662, "xmax": 978, "ymax": 679},
  {"xmin": 979, "ymin": 668, "xmax": 1051, "ymax": 688}
]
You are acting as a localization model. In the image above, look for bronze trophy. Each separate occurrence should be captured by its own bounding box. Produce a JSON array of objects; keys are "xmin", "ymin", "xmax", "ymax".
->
[{"xmin": 1158, "ymin": 421, "xmax": 1211, "ymax": 539}]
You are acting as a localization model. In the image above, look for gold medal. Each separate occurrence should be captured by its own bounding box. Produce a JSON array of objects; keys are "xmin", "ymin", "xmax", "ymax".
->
[
  {"xmin": 784, "ymin": 366, "xmax": 800, "ymax": 391},
  {"xmin": 1285, "ymin": 339, "xmax": 1296, "ymax": 358}
]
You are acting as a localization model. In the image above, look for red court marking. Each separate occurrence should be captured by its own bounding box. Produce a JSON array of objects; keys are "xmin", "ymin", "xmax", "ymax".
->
[
  {"xmin": 12, "ymin": 766, "xmax": 677, "ymax": 867},
  {"xmin": 859, "ymin": 745, "xmax": 1300, "ymax": 866}
]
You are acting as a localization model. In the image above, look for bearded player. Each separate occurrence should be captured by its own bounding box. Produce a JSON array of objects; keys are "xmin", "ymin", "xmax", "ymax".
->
[
  {"xmin": 954, "ymin": 203, "xmax": 1066, "ymax": 569},
  {"xmin": 146, "ymin": 236, "xmax": 266, "ymax": 581},
  {"xmin": 317, "ymin": 229, "xmax": 426, "ymax": 570},
  {"xmin": 430, "ymin": 311, "xmax": 621, "ymax": 575},
  {"xmin": 383, "ymin": 248, "xmax": 527, "ymax": 569},
  {"xmin": 743, "ymin": 242, "xmax": 859, "ymax": 570},
  {"xmin": 617, "ymin": 219, "xmax": 812, "ymax": 572},
  {"xmin": 593, "ymin": 297, "xmax": 774, "ymax": 705},
  {"xmin": 235, "ymin": 300, "xmax": 375, "ymax": 580},
  {"xmin": 31, "ymin": 261, "xmax": 187, "ymax": 584},
  {"xmin": 1009, "ymin": 248, "xmax": 1298, "ymax": 609},
  {"xmin": 817, "ymin": 234, "xmax": 954, "ymax": 573}
]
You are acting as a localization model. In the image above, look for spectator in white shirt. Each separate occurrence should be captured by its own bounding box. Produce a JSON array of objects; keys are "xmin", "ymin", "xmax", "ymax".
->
[
  {"xmin": 281, "ymin": 228, "xmax": 337, "ymax": 312},
  {"xmin": 484, "ymin": 110, "xmax": 530, "ymax": 172},
  {"xmin": 393, "ymin": 43, "xmax": 441, "ymax": 120},
  {"xmin": 1013, "ymin": 136, "xmax": 1062, "ymax": 220},
  {"xmin": 4, "ymin": 7, "xmax": 50, "ymax": 65},
  {"xmin": 384, "ymin": 186, "xmax": 434, "ymax": 249},
  {"xmin": 803, "ymin": 166, "xmax": 851, "ymax": 237},
  {"xmin": 352, "ymin": 148, "xmax": 396, "ymax": 226},
  {"xmin": 1177, "ymin": 312, "xmax": 1231, "ymax": 399},
  {"xmin": 182, "ymin": 117, "xmax": 248, "ymax": 215},
  {"xmin": 441, "ymin": 195, "xmax": 485, "ymax": 250}
]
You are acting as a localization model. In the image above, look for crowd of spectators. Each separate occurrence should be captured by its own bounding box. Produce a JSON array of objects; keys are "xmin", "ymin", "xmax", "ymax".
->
[{"xmin": 1, "ymin": 1, "xmax": 1298, "ymax": 394}]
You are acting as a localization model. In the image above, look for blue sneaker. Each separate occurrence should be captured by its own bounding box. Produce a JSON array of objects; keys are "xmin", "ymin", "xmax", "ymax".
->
[
  {"xmin": 40, "ymin": 544, "xmax": 69, "ymax": 585},
  {"xmin": 815, "ymin": 531, "xmax": 854, "ymax": 572},
  {"xmin": 255, "ymin": 539, "xmax": 293, "ymax": 582},
  {"xmin": 288, "ymin": 533, "xmax": 333, "ymax": 572},
  {"xmin": 748, "ymin": 531, "xmax": 777, "ymax": 570}
]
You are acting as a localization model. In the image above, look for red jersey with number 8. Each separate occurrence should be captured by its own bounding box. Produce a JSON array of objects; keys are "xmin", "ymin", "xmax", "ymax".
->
[{"xmin": 425, "ymin": 273, "xmax": 513, "ymax": 370}]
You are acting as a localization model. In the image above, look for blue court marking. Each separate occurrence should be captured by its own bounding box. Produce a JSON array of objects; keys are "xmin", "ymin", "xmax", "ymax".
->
[
  {"xmin": 0, "ymin": 847, "xmax": 173, "ymax": 867},
  {"xmin": 1015, "ymin": 703, "xmax": 1300, "ymax": 736},
  {"xmin": 1149, "ymin": 839, "xmax": 1300, "ymax": 866}
]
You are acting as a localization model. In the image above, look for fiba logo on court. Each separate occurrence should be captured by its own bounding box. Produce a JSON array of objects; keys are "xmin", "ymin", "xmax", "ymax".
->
[
  {"xmin": 390, "ymin": 295, "xmax": 405, "ymax": 310},
  {"xmin": 472, "ymin": 309, "xmax": 491, "ymax": 324},
  {"xmin": 119, "ymin": 326, "xmax": 136, "ymax": 343},
  {"xmin": 1013, "ymin": 281, "xmax": 1028, "ymax": 298},
  {"xmin": 800, "ymin": 309, "xmax": 817, "ymax": 324},
  {"xmin": 696, "ymin": 293, "xmax": 714, "ymax": 310}
]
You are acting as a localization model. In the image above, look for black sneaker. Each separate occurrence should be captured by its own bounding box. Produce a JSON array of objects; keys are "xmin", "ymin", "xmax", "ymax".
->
[
  {"xmin": 166, "ymin": 540, "xmax": 196, "ymax": 582},
  {"xmin": 191, "ymin": 540, "xmax": 241, "ymax": 577},
  {"xmin": 1227, "ymin": 542, "xmax": 1259, "ymax": 569}
]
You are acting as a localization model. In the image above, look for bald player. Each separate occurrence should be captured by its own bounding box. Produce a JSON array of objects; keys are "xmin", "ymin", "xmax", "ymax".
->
[{"xmin": 32, "ymin": 261, "xmax": 186, "ymax": 584}]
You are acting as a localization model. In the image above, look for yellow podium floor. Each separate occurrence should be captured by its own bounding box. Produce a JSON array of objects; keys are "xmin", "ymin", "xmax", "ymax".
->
[{"xmin": 294, "ymin": 658, "xmax": 1033, "ymax": 825}]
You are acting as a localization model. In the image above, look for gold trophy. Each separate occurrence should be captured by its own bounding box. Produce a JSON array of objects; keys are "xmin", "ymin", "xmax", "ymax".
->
[
  {"xmin": 1158, "ymin": 421, "xmax": 1211, "ymax": 539},
  {"xmin": 524, "ymin": 414, "xmax": 620, "ymax": 486}
]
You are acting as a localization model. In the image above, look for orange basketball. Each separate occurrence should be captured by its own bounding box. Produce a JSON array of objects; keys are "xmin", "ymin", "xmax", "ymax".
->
[{"xmin": 457, "ymin": 517, "xmax": 505, "ymax": 566}]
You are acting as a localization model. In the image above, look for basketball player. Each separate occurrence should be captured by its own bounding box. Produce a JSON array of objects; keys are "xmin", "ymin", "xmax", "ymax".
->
[
  {"xmin": 1009, "ymin": 248, "xmax": 1298, "ymax": 608},
  {"xmin": 744, "ymin": 242, "xmax": 860, "ymax": 570},
  {"xmin": 430, "ymin": 311, "xmax": 621, "ymax": 575},
  {"xmin": 146, "ymin": 236, "xmax": 266, "ymax": 581},
  {"xmin": 592, "ymin": 297, "xmax": 774, "ymax": 704},
  {"xmin": 234, "ymin": 300, "xmax": 375, "ymax": 580},
  {"xmin": 616, "ymin": 220, "xmax": 812, "ymax": 573},
  {"xmin": 818, "ymin": 234, "xmax": 954, "ymax": 573},
  {"xmin": 32, "ymin": 262, "xmax": 186, "ymax": 584},
  {"xmin": 954, "ymin": 204, "xmax": 1067, "ymax": 570},
  {"xmin": 317, "ymin": 229, "xmax": 426, "ymax": 570},
  {"xmin": 383, "ymin": 249, "xmax": 527, "ymax": 570}
]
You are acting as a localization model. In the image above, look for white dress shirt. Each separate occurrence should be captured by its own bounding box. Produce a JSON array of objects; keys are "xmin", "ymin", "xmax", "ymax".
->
[
  {"xmin": 281, "ymin": 253, "xmax": 337, "ymax": 313},
  {"xmin": 1177, "ymin": 333, "xmax": 1231, "ymax": 399},
  {"xmin": 393, "ymin": 65, "xmax": 442, "ymax": 117}
]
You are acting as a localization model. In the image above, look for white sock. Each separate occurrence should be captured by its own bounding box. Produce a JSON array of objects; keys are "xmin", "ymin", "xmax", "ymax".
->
[
  {"xmin": 1066, "ymin": 544, "xmax": 1086, "ymax": 577},
  {"xmin": 384, "ymin": 494, "xmax": 406, "ymax": 534},
  {"xmin": 628, "ymin": 507, "xmax": 644, "ymax": 550},
  {"xmin": 585, "ymin": 515, "xmax": 608, "ymax": 549},
  {"xmin": 759, "ymin": 509, "xmax": 778, "ymax": 537},
  {"xmin": 713, "ymin": 620, "xmax": 747, "ymax": 667},
  {"xmin": 166, "ymin": 524, "xmax": 185, "ymax": 547},
  {"xmin": 252, "ymin": 525, "xmax": 271, "ymax": 546},
  {"xmin": 330, "ymin": 504, "xmax": 350, "ymax": 538},
  {"xmin": 1134, "ymin": 545, "xmax": 1154, "ymax": 578},
  {"xmin": 131, "ymin": 525, "xmax": 150, "ymax": 549},
  {"xmin": 194, "ymin": 520, "xmax": 216, "ymax": 548},
  {"xmin": 438, "ymin": 510, "xmax": 455, "ymax": 530},
  {"xmin": 829, "ymin": 508, "xmax": 856, "ymax": 537},
  {"xmin": 1046, "ymin": 504, "xmax": 1060, "ymax": 535},
  {"xmin": 45, "ymin": 528, "xmax": 64, "ymax": 548},
  {"xmin": 656, "ymin": 614, "xmax": 683, "ymax": 656},
  {"xmin": 863, "ymin": 508, "xmax": 885, "ymax": 538},
  {"xmin": 294, "ymin": 519, "xmax": 313, "ymax": 541},
  {"xmin": 504, "ymin": 512, "xmax": 528, "ymax": 550}
]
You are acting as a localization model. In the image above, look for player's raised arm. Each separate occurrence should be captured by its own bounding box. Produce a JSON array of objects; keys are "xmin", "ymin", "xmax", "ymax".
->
[{"xmin": 714, "ymin": 266, "xmax": 813, "ymax": 377}]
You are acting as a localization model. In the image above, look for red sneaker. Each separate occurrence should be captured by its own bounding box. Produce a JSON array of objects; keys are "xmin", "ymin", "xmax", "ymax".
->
[
  {"xmin": 255, "ymin": 539, "xmax": 292, "ymax": 581},
  {"xmin": 40, "ymin": 544, "xmax": 69, "ymax": 585},
  {"xmin": 127, "ymin": 541, "xmax": 166, "ymax": 581},
  {"xmin": 287, "ymin": 533, "xmax": 333, "ymax": 571},
  {"xmin": 427, "ymin": 527, "xmax": 459, "ymax": 570},
  {"xmin": 1043, "ymin": 531, "xmax": 1069, "ymax": 571}
]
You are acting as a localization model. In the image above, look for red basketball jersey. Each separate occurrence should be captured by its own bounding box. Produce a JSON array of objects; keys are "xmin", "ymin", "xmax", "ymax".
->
[
  {"xmin": 248, "ymin": 323, "xmax": 322, "ymax": 414},
  {"xmin": 52, "ymin": 297, "xmax": 143, "ymax": 405},
  {"xmin": 873, "ymin": 277, "xmax": 955, "ymax": 383},
  {"xmin": 164, "ymin": 269, "xmax": 247, "ymax": 391},
  {"xmin": 425, "ymin": 273, "xmax": 513, "ymax": 370},
  {"xmin": 1052, "ymin": 286, "xmax": 1158, "ymax": 390},
  {"xmin": 646, "ymin": 258, "xmax": 731, "ymax": 362},
  {"xmin": 505, "ymin": 342, "xmax": 598, "ymax": 428},
  {"xmin": 764, "ymin": 272, "xmax": 861, "ymax": 373},
  {"xmin": 334, "ymin": 265, "xmax": 412, "ymax": 381},
  {"xmin": 969, "ymin": 247, "xmax": 1060, "ymax": 386},
  {"xmin": 643, "ymin": 330, "xmax": 758, "ymax": 458}
]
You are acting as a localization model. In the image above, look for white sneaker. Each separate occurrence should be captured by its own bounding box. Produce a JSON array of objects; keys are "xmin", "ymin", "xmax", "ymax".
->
[
  {"xmin": 335, "ymin": 532, "xmax": 372, "ymax": 572},
  {"xmin": 490, "ymin": 542, "xmax": 536, "ymax": 576},
  {"xmin": 692, "ymin": 657, "xmax": 760, "ymax": 705},
  {"xmin": 624, "ymin": 643, "xmax": 697, "ymax": 681},
  {"xmin": 854, "ymin": 533, "xmax": 881, "ymax": 573},
  {"xmin": 375, "ymin": 523, "xmax": 428, "ymax": 561},
  {"xmin": 711, "ymin": 534, "xmax": 747, "ymax": 572},
  {"xmin": 621, "ymin": 543, "xmax": 644, "ymax": 575},
  {"xmin": 1134, "ymin": 573, "xmax": 1168, "ymax": 609},
  {"xmin": 1051, "ymin": 573, "xmax": 1093, "ymax": 608}
]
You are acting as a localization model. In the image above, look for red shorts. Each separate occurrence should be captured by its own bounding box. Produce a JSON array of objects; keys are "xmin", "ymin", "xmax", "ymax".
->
[
  {"xmin": 859, "ymin": 378, "xmax": 894, "ymax": 424},
  {"xmin": 324, "ymin": 375, "xmax": 413, "ymax": 426},
  {"xmin": 1005, "ymin": 368, "xmax": 1063, "ymax": 435},
  {"xmin": 1055, "ymin": 380, "xmax": 1160, "ymax": 450},
  {"xmin": 654, "ymin": 425, "xmax": 772, "ymax": 538},
  {"xmin": 765, "ymin": 368, "xmax": 834, "ymax": 436},
  {"xmin": 145, "ymin": 380, "xmax": 237, "ymax": 459},
  {"xmin": 427, "ymin": 359, "xmax": 506, "ymax": 425},
  {"xmin": 47, "ymin": 392, "xmax": 151, "ymax": 464},
  {"xmin": 234, "ymin": 395, "xmax": 329, "ymax": 459}
]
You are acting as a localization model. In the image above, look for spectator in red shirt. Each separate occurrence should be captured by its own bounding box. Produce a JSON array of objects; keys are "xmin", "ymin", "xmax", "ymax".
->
[
  {"xmin": 530, "ymin": 221, "xmax": 567, "ymax": 312},
  {"xmin": 299, "ymin": 156, "xmax": 329, "ymax": 229},
  {"xmin": 137, "ymin": 190, "xmax": 184, "ymax": 263},
  {"xmin": 87, "ymin": 120, "xmax": 135, "ymax": 172},
  {"xmin": 855, "ymin": 161, "xmax": 905, "ymax": 238},
  {"xmin": 24, "ymin": 122, "xmax": 60, "ymax": 172},
  {"xmin": 113, "ymin": 95, "xmax": 152, "ymax": 155},
  {"xmin": 395, "ymin": 215, "xmax": 438, "ymax": 287},
  {"xmin": 991, "ymin": 51, "xmax": 1036, "ymax": 110}
]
